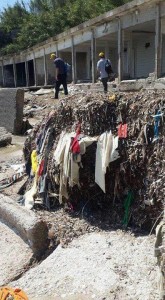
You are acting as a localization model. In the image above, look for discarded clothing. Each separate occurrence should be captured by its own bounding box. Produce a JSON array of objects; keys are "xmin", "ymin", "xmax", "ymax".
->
[
  {"xmin": 144, "ymin": 124, "xmax": 154, "ymax": 144},
  {"xmin": 24, "ymin": 178, "xmax": 37, "ymax": 209},
  {"xmin": 110, "ymin": 136, "xmax": 120, "ymax": 162},
  {"xmin": 31, "ymin": 150, "xmax": 38, "ymax": 175},
  {"xmin": 118, "ymin": 124, "xmax": 128, "ymax": 138},
  {"xmin": 122, "ymin": 191, "xmax": 134, "ymax": 227},
  {"xmin": 109, "ymin": 94, "xmax": 116, "ymax": 102},
  {"xmin": 95, "ymin": 132, "xmax": 119, "ymax": 193},
  {"xmin": 154, "ymin": 121, "xmax": 159, "ymax": 139},
  {"xmin": 95, "ymin": 132, "xmax": 109, "ymax": 193},
  {"xmin": 54, "ymin": 132, "xmax": 97, "ymax": 202},
  {"xmin": 38, "ymin": 159, "xmax": 45, "ymax": 176},
  {"xmin": 79, "ymin": 136, "xmax": 97, "ymax": 155},
  {"xmin": 0, "ymin": 170, "xmax": 26, "ymax": 191},
  {"xmin": 153, "ymin": 111, "xmax": 162, "ymax": 139},
  {"xmin": 39, "ymin": 174, "xmax": 47, "ymax": 194},
  {"xmin": 54, "ymin": 131, "xmax": 74, "ymax": 166},
  {"xmin": 103, "ymin": 131, "xmax": 113, "ymax": 173},
  {"xmin": 0, "ymin": 286, "xmax": 28, "ymax": 300},
  {"xmin": 70, "ymin": 132, "xmax": 81, "ymax": 154}
]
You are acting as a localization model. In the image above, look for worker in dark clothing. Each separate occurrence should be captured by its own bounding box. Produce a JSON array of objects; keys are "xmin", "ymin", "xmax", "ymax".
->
[{"xmin": 50, "ymin": 53, "xmax": 68, "ymax": 99}]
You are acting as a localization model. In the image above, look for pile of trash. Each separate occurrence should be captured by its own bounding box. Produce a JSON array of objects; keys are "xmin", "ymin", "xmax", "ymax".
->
[{"xmin": 22, "ymin": 90, "xmax": 165, "ymax": 231}]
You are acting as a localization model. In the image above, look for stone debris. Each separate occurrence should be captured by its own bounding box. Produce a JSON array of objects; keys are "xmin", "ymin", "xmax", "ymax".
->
[{"xmin": 0, "ymin": 127, "xmax": 12, "ymax": 147}]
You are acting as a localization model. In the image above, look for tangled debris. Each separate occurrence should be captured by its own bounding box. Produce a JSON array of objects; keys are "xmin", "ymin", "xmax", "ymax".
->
[{"xmin": 22, "ymin": 89, "xmax": 165, "ymax": 234}]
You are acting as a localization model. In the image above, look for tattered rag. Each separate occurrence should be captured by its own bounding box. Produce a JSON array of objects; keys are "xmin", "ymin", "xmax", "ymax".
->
[{"xmin": 118, "ymin": 124, "xmax": 128, "ymax": 138}]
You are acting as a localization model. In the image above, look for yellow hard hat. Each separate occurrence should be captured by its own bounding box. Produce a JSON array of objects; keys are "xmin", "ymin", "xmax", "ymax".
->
[
  {"xmin": 50, "ymin": 53, "xmax": 56, "ymax": 59},
  {"xmin": 99, "ymin": 52, "xmax": 105, "ymax": 58}
]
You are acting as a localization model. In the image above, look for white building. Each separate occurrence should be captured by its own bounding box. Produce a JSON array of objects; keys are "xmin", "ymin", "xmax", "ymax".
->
[{"xmin": 0, "ymin": 0, "xmax": 165, "ymax": 87}]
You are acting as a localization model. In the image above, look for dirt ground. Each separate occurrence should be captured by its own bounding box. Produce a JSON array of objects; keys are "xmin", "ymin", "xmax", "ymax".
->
[{"xmin": 0, "ymin": 86, "xmax": 162, "ymax": 299}]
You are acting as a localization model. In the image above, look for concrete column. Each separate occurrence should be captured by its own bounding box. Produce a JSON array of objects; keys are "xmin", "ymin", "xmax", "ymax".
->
[
  {"xmin": 43, "ymin": 49, "xmax": 48, "ymax": 86},
  {"xmin": 118, "ymin": 18, "xmax": 123, "ymax": 82},
  {"xmin": 155, "ymin": 3, "xmax": 162, "ymax": 79},
  {"xmin": 56, "ymin": 44, "xmax": 59, "ymax": 57},
  {"xmin": 2, "ymin": 60, "xmax": 5, "ymax": 87},
  {"xmin": 127, "ymin": 32, "xmax": 133, "ymax": 78},
  {"xmin": 86, "ymin": 49, "xmax": 91, "ymax": 79},
  {"xmin": 105, "ymin": 45, "xmax": 109, "ymax": 59},
  {"xmin": 91, "ymin": 29, "xmax": 96, "ymax": 83},
  {"xmin": 25, "ymin": 60, "xmax": 29, "ymax": 87},
  {"xmin": 33, "ymin": 52, "xmax": 37, "ymax": 86},
  {"xmin": 13, "ymin": 59, "xmax": 17, "ymax": 88},
  {"xmin": 71, "ymin": 36, "xmax": 77, "ymax": 83}
]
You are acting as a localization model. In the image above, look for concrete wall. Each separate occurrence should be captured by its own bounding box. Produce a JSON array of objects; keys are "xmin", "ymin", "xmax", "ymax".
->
[
  {"xmin": 134, "ymin": 34, "xmax": 155, "ymax": 78},
  {"xmin": 162, "ymin": 34, "xmax": 165, "ymax": 76},
  {"xmin": 36, "ymin": 57, "xmax": 45, "ymax": 85},
  {"xmin": 16, "ymin": 62, "xmax": 26, "ymax": 87},
  {"xmin": 0, "ymin": 67, "xmax": 3, "ymax": 86},
  {"xmin": 4, "ymin": 65, "xmax": 14, "ymax": 87},
  {"xmin": 47, "ymin": 55, "xmax": 55, "ymax": 85},
  {"xmin": 162, "ymin": 18, "xmax": 165, "ymax": 76},
  {"xmin": 0, "ymin": 88, "xmax": 24, "ymax": 134},
  {"xmin": 76, "ymin": 52, "xmax": 87, "ymax": 80}
]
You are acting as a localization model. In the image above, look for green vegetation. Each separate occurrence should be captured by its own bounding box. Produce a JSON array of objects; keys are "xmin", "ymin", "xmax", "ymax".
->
[{"xmin": 0, "ymin": 0, "xmax": 131, "ymax": 55}]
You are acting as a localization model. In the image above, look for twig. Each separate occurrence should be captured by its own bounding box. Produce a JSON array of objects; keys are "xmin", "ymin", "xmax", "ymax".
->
[{"xmin": 149, "ymin": 211, "xmax": 164, "ymax": 235}]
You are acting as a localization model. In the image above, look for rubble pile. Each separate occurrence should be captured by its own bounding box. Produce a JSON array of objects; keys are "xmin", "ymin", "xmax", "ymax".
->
[
  {"xmin": 118, "ymin": 90, "xmax": 165, "ymax": 229},
  {"xmin": 23, "ymin": 90, "xmax": 165, "ymax": 231}
]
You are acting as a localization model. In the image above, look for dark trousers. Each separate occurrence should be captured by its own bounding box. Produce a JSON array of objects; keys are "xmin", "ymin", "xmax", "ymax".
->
[
  {"xmin": 101, "ymin": 77, "xmax": 108, "ymax": 93},
  {"xmin": 55, "ymin": 74, "xmax": 68, "ymax": 99}
]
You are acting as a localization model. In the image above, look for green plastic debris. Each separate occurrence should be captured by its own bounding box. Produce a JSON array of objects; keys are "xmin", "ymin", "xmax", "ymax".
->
[{"xmin": 122, "ymin": 191, "xmax": 134, "ymax": 227}]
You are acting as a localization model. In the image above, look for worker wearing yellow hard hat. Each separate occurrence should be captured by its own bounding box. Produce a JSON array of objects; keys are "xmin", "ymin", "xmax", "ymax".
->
[
  {"xmin": 97, "ymin": 51, "xmax": 113, "ymax": 93},
  {"xmin": 98, "ymin": 52, "xmax": 105, "ymax": 58},
  {"xmin": 50, "ymin": 53, "xmax": 56, "ymax": 60},
  {"xmin": 50, "ymin": 52, "xmax": 68, "ymax": 99}
]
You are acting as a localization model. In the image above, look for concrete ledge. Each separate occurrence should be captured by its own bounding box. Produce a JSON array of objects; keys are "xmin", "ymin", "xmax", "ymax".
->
[
  {"xmin": 0, "ymin": 194, "xmax": 48, "ymax": 257},
  {"xmin": 119, "ymin": 80, "xmax": 144, "ymax": 91}
]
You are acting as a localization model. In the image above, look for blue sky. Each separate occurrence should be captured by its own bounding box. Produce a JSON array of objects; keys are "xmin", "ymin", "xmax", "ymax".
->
[
  {"xmin": 0, "ymin": 0, "xmax": 29, "ymax": 12},
  {"xmin": 0, "ymin": 0, "xmax": 17, "ymax": 11}
]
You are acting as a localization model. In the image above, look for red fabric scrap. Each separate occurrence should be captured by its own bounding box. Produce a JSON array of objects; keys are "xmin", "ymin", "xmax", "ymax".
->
[
  {"xmin": 71, "ymin": 136, "xmax": 80, "ymax": 154},
  {"xmin": 70, "ymin": 123, "xmax": 81, "ymax": 154},
  {"xmin": 118, "ymin": 124, "xmax": 128, "ymax": 138},
  {"xmin": 38, "ymin": 159, "xmax": 45, "ymax": 176}
]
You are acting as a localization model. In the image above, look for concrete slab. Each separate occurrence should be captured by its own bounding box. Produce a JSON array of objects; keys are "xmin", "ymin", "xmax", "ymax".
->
[
  {"xmin": 0, "ymin": 221, "xmax": 33, "ymax": 286},
  {"xmin": 0, "ymin": 195, "xmax": 48, "ymax": 256}
]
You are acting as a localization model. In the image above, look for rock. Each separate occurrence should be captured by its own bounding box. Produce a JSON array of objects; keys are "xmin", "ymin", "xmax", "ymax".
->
[{"xmin": 0, "ymin": 127, "xmax": 12, "ymax": 147}]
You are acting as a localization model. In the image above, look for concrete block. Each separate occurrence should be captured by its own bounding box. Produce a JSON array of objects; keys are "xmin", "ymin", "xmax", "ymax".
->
[
  {"xmin": 0, "ymin": 88, "xmax": 24, "ymax": 134},
  {"xmin": 0, "ymin": 127, "xmax": 12, "ymax": 147},
  {"xmin": 119, "ymin": 80, "xmax": 144, "ymax": 91},
  {"xmin": 0, "ymin": 194, "xmax": 48, "ymax": 256},
  {"xmin": 154, "ymin": 81, "xmax": 165, "ymax": 90}
]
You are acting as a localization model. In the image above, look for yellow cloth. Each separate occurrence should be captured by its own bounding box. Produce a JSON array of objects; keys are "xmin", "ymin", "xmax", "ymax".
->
[
  {"xmin": 109, "ymin": 94, "xmax": 116, "ymax": 102},
  {"xmin": 0, "ymin": 286, "xmax": 28, "ymax": 300},
  {"xmin": 31, "ymin": 150, "xmax": 38, "ymax": 174}
]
